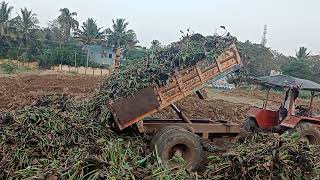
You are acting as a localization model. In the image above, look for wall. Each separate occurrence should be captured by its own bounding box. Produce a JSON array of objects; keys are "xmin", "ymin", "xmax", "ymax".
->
[
  {"xmin": 53, "ymin": 65, "xmax": 110, "ymax": 76},
  {"xmin": 83, "ymin": 45, "xmax": 114, "ymax": 65}
]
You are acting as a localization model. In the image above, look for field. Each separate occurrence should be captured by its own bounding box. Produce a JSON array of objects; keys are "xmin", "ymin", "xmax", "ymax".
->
[{"xmin": 0, "ymin": 71, "xmax": 101, "ymax": 111}]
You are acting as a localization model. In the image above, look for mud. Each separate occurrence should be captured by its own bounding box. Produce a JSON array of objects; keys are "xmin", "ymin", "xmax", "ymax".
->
[{"xmin": 0, "ymin": 73, "xmax": 101, "ymax": 111}]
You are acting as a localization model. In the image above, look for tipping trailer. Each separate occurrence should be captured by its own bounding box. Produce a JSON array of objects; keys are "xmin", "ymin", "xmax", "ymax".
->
[{"xmin": 109, "ymin": 44, "xmax": 242, "ymax": 170}]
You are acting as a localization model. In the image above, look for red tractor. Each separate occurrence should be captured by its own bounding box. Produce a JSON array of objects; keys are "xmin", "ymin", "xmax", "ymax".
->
[{"xmin": 243, "ymin": 75, "xmax": 320, "ymax": 144}]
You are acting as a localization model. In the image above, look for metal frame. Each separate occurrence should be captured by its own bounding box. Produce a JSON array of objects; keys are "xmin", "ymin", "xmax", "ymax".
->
[{"xmin": 141, "ymin": 119, "xmax": 240, "ymax": 140}]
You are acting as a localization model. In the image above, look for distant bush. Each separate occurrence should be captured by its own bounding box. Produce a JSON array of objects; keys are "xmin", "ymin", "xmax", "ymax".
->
[{"xmin": 0, "ymin": 61, "xmax": 31, "ymax": 74}]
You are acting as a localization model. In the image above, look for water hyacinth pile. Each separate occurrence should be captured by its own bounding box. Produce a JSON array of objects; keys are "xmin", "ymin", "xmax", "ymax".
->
[{"xmin": 204, "ymin": 133, "xmax": 320, "ymax": 180}]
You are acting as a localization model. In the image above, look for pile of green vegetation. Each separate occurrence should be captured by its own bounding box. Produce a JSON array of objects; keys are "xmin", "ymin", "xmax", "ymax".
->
[
  {"xmin": 203, "ymin": 133, "xmax": 320, "ymax": 179},
  {"xmin": 0, "ymin": 33, "xmax": 236, "ymax": 179},
  {"xmin": 0, "ymin": 94, "xmax": 191, "ymax": 179},
  {"xmin": 86, "ymin": 34, "xmax": 236, "ymax": 123},
  {"xmin": 2, "ymin": 99, "xmax": 320, "ymax": 180}
]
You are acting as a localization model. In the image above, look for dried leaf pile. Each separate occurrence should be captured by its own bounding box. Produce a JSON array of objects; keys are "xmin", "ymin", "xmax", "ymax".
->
[{"xmin": 204, "ymin": 133, "xmax": 320, "ymax": 179}]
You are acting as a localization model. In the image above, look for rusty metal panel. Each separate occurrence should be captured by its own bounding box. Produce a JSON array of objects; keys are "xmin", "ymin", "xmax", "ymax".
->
[{"xmin": 109, "ymin": 87, "xmax": 160, "ymax": 130}]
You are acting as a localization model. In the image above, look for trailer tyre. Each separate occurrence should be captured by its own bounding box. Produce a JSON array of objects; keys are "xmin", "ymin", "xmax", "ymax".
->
[
  {"xmin": 243, "ymin": 118, "xmax": 259, "ymax": 132},
  {"xmin": 152, "ymin": 128, "xmax": 203, "ymax": 171},
  {"xmin": 290, "ymin": 122, "xmax": 320, "ymax": 145},
  {"xmin": 150, "ymin": 126, "xmax": 187, "ymax": 150}
]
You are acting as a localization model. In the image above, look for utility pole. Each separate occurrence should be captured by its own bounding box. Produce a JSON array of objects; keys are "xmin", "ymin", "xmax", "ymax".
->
[
  {"xmin": 85, "ymin": 49, "xmax": 89, "ymax": 75},
  {"xmin": 261, "ymin": 24, "xmax": 268, "ymax": 47},
  {"xmin": 74, "ymin": 52, "xmax": 77, "ymax": 72}
]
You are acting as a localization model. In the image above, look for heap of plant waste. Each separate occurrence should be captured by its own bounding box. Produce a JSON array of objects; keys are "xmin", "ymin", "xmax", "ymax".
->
[
  {"xmin": 101, "ymin": 34, "xmax": 236, "ymax": 99},
  {"xmin": 87, "ymin": 34, "xmax": 236, "ymax": 123},
  {"xmin": 0, "ymin": 94, "xmax": 193, "ymax": 179},
  {"xmin": 204, "ymin": 133, "xmax": 320, "ymax": 180}
]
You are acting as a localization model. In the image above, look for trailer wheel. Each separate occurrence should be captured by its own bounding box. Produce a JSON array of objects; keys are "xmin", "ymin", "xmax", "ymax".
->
[
  {"xmin": 242, "ymin": 118, "xmax": 259, "ymax": 132},
  {"xmin": 150, "ymin": 126, "xmax": 187, "ymax": 150},
  {"xmin": 152, "ymin": 127, "xmax": 202, "ymax": 171},
  {"xmin": 290, "ymin": 122, "xmax": 320, "ymax": 145}
]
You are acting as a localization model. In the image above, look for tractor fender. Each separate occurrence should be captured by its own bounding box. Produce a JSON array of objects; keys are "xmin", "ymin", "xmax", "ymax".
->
[
  {"xmin": 246, "ymin": 107, "xmax": 261, "ymax": 119},
  {"xmin": 281, "ymin": 116, "xmax": 320, "ymax": 129}
]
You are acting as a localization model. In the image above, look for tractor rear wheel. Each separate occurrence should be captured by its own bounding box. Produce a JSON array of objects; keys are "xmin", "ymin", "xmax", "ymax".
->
[
  {"xmin": 242, "ymin": 118, "xmax": 259, "ymax": 132},
  {"xmin": 151, "ymin": 126, "xmax": 203, "ymax": 171},
  {"xmin": 290, "ymin": 122, "xmax": 320, "ymax": 145}
]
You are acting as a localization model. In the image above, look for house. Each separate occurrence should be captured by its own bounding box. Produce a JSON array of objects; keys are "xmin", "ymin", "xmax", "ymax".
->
[{"xmin": 82, "ymin": 45, "xmax": 118, "ymax": 67}]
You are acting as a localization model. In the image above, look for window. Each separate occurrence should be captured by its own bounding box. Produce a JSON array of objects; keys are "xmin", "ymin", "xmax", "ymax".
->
[{"xmin": 109, "ymin": 54, "xmax": 113, "ymax": 58}]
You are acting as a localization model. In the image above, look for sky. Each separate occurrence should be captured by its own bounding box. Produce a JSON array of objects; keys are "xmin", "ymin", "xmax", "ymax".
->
[{"xmin": 6, "ymin": 0, "xmax": 320, "ymax": 55}]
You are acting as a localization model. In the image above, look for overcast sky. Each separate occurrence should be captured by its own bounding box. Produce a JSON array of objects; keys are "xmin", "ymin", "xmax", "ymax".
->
[{"xmin": 6, "ymin": 0, "xmax": 320, "ymax": 55}]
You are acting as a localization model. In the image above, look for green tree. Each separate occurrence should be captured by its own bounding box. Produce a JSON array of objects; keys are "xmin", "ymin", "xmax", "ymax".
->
[
  {"xmin": 124, "ymin": 47, "xmax": 148, "ymax": 61},
  {"xmin": 282, "ymin": 59, "xmax": 312, "ymax": 80},
  {"xmin": 236, "ymin": 41, "xmax": 276, "ymax": 77},
  {"xmin": 150, "ymin": 40, "xmax": 161, "ymax": 50},
  {"xmin": 0, "ymin": 1, "xmax": 13, "ymax": 32},
  {"xmin": 57, "ymin": 8, "xmax": 78, "ymax": 42},
  {"xmin": 296, "ymin": 46, "xmax": 310, "ymax": 60},
  {"xmin": 12, "ymin": 8, "xmax": 39, "ymax": 48},
  {"xmin": 74, "ymin": 18, "xmax": 105, "ymax": 45},
  {"xmin": 42, "ymin": 20, "xmax": 64, "ymax": 42},
  {"xmin": 105, "ymin": 18, "xmax": 138, "ymax": 49},
  {"xmin": 0, "ymin": 1, "xmax": 14, "ymax": 57}
]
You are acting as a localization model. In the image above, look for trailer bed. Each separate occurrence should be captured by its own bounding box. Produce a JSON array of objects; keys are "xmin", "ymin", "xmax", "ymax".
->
[{"xmin": 109, "ymin": 44, "xmax": 242, "ymax": 130}]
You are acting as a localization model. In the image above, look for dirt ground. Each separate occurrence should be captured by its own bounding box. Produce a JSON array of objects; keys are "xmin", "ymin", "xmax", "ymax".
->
[
  {"xmin": 154, "ymin": 95, "xmax": 251, "ymax": 123},
  {"xmin": 1, "ymin": 71, "xmax": 319, "ymax": 122},
  {"xmin": 0, "ymin": 71, "xmax": 101, "ymax": 111}
]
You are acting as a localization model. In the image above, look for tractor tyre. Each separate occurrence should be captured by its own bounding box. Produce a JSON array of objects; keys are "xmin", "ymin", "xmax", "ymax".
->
[
  {"xmin": 150, "ymin": 126, "xmax": 187, "ymax": 151},
  {"xmin": 290, "ymin": 122, "xmax": 320, "ymax": 145},
  {"xmin": 242, "ymin": 118, "xmax": 259, "ymax": 132},
  {"xmin": 152, "ymin": 127, "xmax": 203, "ymax": 171}
]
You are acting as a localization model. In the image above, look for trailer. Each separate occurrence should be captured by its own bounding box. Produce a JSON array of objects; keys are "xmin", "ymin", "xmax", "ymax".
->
[{"xmin": 108, "ymin": 44, "xmax": 242, "ymax": 170}]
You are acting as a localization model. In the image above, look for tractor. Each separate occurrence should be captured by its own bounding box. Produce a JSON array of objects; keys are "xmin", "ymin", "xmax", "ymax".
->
[{"xmin": 243, "ymin": 75, "xmax": 320, "ymax": 144}]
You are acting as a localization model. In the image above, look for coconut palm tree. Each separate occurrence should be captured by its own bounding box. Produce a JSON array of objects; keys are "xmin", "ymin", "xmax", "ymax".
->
[
  {"xmin": 0, "ymin": 1, "xmax": 13, "ymax": 34},
  {"xmin": 12, "ymin": 8, "xmax": 39, "ymax": 47},
  {"xmin": 74, "ymin": 18, "xmax": 105, "ymax": 45},
  {"xmin": 57, "ymin": 8, "xmax": 78, "ymax": 42},
  {"xmin": 105, "ymin": 18, "xmax": 138, "ymax": 49}
]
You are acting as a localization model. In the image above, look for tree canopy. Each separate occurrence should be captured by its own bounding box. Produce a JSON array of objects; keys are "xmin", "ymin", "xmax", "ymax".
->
[
  {"xmin": 74, "ymin": 18, "xmax": 105, "ymax": 45},
  {"xmin": 105, "ymin": 18, "xmax": 138, "ymax": 49}
]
